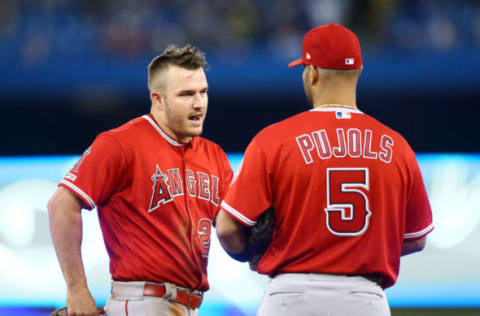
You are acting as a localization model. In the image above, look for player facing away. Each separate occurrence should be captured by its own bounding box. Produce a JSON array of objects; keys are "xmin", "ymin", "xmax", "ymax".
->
[
  {"xmin": 216, "ymin": 23, "xmax": 434, "ymax": 316},
  {"xmin": 48, "ymin": 44, "xmax": 233, "ymax": 316}
]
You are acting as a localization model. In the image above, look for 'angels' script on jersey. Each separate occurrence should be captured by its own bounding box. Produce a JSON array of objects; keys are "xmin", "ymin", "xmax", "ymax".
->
[
  {"xmin": 149, "ymin": 165, "xmax": 220, "ymax": 212},
  {"xmin": 296, "ymin": 128, "xmax": 394, "ymax": 164}
]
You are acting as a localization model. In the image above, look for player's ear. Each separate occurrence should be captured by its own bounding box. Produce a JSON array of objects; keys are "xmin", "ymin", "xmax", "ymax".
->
[
  {"xmin": 151, "ymin": 91, "xmax": 165, "ymax": 110},
  {"xmin": 309, "ymin": 66, "xmax": 319, "ymax": 86},
  {"xmin": 357, "ymin": 65, "xmax": 364, "ymax": 78}
]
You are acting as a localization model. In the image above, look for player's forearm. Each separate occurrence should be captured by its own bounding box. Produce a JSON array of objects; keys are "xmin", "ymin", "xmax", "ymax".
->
[
  {"xmin": 48, "ymin": 191, "xmax": 89, "ymax": 290},
  {"xmin": 217, "ymin": 229, "xmax": 247, "ymax": 254}
]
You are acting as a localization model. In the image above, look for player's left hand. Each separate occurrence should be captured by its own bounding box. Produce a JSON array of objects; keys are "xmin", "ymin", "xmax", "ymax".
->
[
  {"xmin": 62, "ymin": 286, "xmax": 100, "ymax": 316},
  {"xmin": 50, "ymin": 307, "xmax": 105, "ymax": 316}
]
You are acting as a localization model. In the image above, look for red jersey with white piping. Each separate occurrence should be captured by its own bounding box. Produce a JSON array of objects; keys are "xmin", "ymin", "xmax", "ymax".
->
[
  {"xmin": 61, "ymin": 114, "xmax": 233, "ymax": 291},
  {"xmin": 221, "ymin": 107, "xmax": 433, "ymax": 288}
]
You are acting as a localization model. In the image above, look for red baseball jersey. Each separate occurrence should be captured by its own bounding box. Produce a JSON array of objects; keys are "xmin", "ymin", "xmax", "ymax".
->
[
  {"xmin": 60, "ymin": 114, "xmax": 233, "ymax": 291},
  {"xmin": 221, "ymin": 107, "xmax": 433, "ymax": 288}
]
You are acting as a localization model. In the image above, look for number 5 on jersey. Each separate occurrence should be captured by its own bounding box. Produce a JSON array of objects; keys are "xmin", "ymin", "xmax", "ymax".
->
[{"xmin": 325, "ymin": 168, "xmax": 372, "ymax": 236}]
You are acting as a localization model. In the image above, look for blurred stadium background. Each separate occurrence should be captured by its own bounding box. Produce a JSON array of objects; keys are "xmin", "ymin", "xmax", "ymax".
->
[{"xmin": 0, "ymin": 0, "xmax": 479, "ymax": 315}]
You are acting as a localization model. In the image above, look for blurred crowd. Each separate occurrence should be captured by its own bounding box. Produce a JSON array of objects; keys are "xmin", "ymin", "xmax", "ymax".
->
[{"xmin": 1, "ymin": 0, "xmax": 480, "ymax": 67}]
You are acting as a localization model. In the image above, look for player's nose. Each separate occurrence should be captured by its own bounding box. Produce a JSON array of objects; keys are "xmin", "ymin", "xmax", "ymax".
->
[{"xmin": 192, "ymin": 92, "xmax": 207, "ymax": 109}]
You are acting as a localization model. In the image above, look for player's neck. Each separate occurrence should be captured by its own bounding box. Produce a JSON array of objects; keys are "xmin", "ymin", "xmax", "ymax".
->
[
  {"xmin": 313, "ymin": 96, "xmax": 358, "ymax": 110},
  {"xmin": 311, "ymin": 84, "xmax": 357, "ymax": 110},
  {"xmin": 150, "ymin": 111, "xmax": 192, "ymax": 144},
  {"xmin": 313, "ymin": 103, "xmax": 358, "ymax": 110}
]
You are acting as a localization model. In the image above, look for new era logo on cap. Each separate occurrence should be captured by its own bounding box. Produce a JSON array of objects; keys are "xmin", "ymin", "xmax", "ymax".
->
[{"xmin": 288, "ymin": 23, "xmax": 362, "ymax": 69}]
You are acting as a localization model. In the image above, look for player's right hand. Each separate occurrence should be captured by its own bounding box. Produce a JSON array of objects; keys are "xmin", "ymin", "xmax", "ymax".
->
[{"xmin": 66, "ymin": 286, "xmax": 98, "ymax": 316}]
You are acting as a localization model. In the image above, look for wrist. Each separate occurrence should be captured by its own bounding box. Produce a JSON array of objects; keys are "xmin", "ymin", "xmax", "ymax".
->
[{"xmin": 66, "ymin": 281, "xmax": 90, "ymax": 293}]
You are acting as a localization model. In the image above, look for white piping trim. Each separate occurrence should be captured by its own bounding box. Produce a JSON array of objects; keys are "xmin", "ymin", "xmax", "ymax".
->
[
  {"xmin": 311, "ymin": 108, "xmax": 363, "ymax": 114},
  {"xmin": 404, "ymin": 222, "xmax": 434, "ymax": 239},
  {"xmin": 142, "ymin": 115, "xmax": 183, "ymax": 147},
  {"xmin": 220, "ymin": 201, "xmax": 256, "ymax": 226},
  {"xmin": 60, "ymin": 180, "xmax": 96, "ymax": 209}
]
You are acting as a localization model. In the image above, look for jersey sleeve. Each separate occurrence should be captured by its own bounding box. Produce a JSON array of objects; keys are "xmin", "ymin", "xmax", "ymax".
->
[
  {"xmin": 59, "ymin": 134, "xmax": 128, "ymax": 210},
  {"xmin": 404, "ymin": 154, "xmax": 434, "ymax": 240},
  {"xmin": 219, "ymin": 150, "xmax": 234, "ymax": 201},
  {"xmin": 220, "ymin": 137, "xmax": 272, "ymax": 226},
  {"xmin": 211, "ymin": 149, "xmax": 234, "ymax": 227}
]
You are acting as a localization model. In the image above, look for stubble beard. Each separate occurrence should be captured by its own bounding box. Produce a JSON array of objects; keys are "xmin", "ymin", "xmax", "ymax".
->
[{"xmin": 164, "ymin": 101, "xmax": 203, "ymax": 141}]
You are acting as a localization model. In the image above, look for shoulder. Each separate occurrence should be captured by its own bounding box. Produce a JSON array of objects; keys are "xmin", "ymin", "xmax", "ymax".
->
[
  {"xmin": 98, "ymin": 115, "xmax": 152, "ymax": 144},
  {"xmin": 365, "ymin": 113, "xmax": 414, "ymax": 150},
  {"xmin": 360, "ymin": 112, "xmax": 418, "ymax": 164},
  {"xmin": 102, "ymin": 115, "xmax": 150, "ymax": 138},
  {"xmin": 92, "ymin": 115, "xmax": 151, "ymax": 155}
]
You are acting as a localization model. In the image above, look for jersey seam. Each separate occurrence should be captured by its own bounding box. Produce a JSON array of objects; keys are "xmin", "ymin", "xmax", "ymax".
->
[
  {"xmin": 143, "ymin": 114, "xmax": 183, "ymax": 146},
  {"xmin": 254, "ymin": 137, "xmax": 273, "ymax": 201},
  {"xmin": 406, "ymin": 149, "xmax": 419, "ymax": 205},
  {"xmin": 403, "ymin": 222, "xmax": 434, "ymax": 239},
  {"xmin": 220, "ymin": 201, "xmax": 256, "ymax": 226},
  {"xmin": 60, "ymin": 180, "xmax": 96, "ymax": 209},
  {"xmin": 310, "ymin": 108, "xmax": 363, "ymax": 114},
  {"xmin": 99, "ymin": 133, "xmax": 130, "ymax": 191}
]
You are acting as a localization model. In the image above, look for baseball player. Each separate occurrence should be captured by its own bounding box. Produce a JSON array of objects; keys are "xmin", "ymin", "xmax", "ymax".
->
[
  {"xmin": 216, "ymin": 23, "xmax": 434, "ymax": 316},
  {"xmin": 48, "ymin": 44, "xmax": 233, "ymax": 316}
]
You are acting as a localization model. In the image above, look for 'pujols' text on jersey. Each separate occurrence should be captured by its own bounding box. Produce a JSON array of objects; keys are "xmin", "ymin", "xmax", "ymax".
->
[{"xmin": 296, "ymin": 128, "xmax": 394, "ymax": 164}]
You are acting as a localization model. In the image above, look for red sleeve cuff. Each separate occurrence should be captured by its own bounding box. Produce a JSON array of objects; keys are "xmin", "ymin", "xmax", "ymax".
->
[{"xmin": 59, "ymin": 180, "xmax": 96, "ymax": 210}]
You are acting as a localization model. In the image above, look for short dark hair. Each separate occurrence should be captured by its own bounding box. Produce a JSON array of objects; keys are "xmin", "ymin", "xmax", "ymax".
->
[{"xmin": 148, "ymin": 44, "xmax": 209, "ymax": 91}]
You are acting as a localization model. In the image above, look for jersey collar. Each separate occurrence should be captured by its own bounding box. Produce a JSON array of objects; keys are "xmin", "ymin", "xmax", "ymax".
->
[
  {"xmin": 310, "ymin": 107, "xmax": 363, "ymax": 114},
  {"xmin": 143, "ymin": 114, "xmax": 185, "ymax": 147}
]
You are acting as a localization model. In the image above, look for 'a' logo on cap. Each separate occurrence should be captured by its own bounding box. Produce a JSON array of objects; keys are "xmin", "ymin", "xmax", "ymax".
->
[
  {"xmin": 345, "ymin": 58, "xmax": 354, "ymax": 65},
  {"xmin": 306, "ymin": 53, "xmax": 311, "ymax": 60}
]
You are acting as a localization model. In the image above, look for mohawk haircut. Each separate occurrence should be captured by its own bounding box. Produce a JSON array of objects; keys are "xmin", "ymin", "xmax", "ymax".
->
[{"xmin": 148, "ymin": 44, "xmax": 209, "ymax": 92}]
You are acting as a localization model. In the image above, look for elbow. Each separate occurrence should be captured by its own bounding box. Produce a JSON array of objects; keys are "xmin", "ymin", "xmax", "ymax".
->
[
  {"xmin": 401, "ymin": 236, "xmax": 427, "ymax": 256},
  {"xmin": 416, "ymin": 237, "xmax": 426, "ymax": 251},
  {"xmin": 216, "ymin": 230, "xmax": 239, "ymax": 254},
  {"xmin": 411, "ymin": 237, "xmax": 426, "ymax": 252}
]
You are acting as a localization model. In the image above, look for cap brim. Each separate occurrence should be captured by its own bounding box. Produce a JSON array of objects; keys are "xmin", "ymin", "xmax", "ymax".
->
[{"xmin": 288, "ymin": 58, "xmax": 303, "ymax": 68}]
